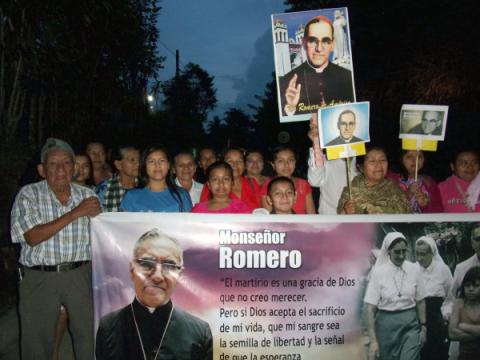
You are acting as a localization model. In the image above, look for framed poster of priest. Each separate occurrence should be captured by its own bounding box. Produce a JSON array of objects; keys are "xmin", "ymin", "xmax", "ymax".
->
[
  {"xmin": 272, "ymin": 7, "xmax": 356, "ymax": 123},
  {"xmin": 318, "ymin": 102, "xmax": 370, "ymax": 149}
]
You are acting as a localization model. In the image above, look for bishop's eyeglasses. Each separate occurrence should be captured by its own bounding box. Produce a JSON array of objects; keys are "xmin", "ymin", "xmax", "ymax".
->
[
  {"xmin": 134, "ymin": 258, "xmax": 183, "ymax": 277},
  {"xmin": 306, "ymin": 36, "xmax": 333, "ymax": 48}
]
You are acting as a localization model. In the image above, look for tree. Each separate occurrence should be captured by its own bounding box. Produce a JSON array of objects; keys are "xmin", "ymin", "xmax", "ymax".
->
[
  {"xmin": 221, "ymin": 108, "xmax": 255, "ymax": 148},
  {"xmin": 1, "ymin": 0, "xmax": 163, "ymax": 149},
  {"xmin": 250, "ymin": 75, "xmax": 282, "ymax": 150},
  {"xmin": 161, "ymin": 63, "xmax": 217, "ymax": 149},
  {"xmin": 205, "ymin": 115, "xmax": 227, "ymax": 150}
]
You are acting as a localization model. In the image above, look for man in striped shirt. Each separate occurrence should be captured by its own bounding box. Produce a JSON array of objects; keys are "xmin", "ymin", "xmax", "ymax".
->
[{"xmin": 11, "ymin": 138, "xmax": 101, "ymax": 360}]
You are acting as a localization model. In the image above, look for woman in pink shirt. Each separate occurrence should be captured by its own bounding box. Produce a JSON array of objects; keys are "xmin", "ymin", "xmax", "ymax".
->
[
  {"xmin": 199, "ymin": 148, "xmax": 261, "ymax": 209},
  {"xmin": 439, "ymin": 150, "xmax": 480, "ymax": 212},
  {"xmin": 192, "ymin": 161, "xmax": 252, "ymax": 214}
]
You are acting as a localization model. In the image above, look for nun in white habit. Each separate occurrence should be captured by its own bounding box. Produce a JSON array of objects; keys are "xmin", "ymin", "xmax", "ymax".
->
[
  {"xmin": 364, "ymin": 232, "xmax": 427, "ymax": 360},
  {"xmin": 414, "ymin": 236, "xmax": 452, "ymax": 360}
]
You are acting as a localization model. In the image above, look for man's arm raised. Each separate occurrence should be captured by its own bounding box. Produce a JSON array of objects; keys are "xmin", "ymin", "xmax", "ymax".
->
[{"xmin": 24, "ymin": 197, "xmax": 101, "ymax": 247}]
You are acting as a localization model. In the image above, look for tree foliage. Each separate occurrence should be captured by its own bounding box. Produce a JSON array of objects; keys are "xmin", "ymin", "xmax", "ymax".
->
[
  {"xmin": 1, "ymin": 0, "xmax": 163, "ymax": 150},
  {"xmin": 206, "ymin": 108, "xmax": 254, "ymax": 150},
  {"xmin": 161, "ymin": 62, "xmax": 217, "ymax": 149},
  {"xmin": 0, "ymin": 0, "xmax": 164, "ymax": 241}
]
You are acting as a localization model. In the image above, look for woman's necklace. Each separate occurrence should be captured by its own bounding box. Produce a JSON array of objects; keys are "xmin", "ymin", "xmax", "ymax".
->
[
  {"xmin": 131, "ymin": 303, "xmax": 174, "ymax": 360},
  {"xmin": 393, "ymin": 268, "xmax": 406, "ymax": 297},
  {"xmin": 454, "ymin": 179, "xmax": 474, "ymax": 212}
]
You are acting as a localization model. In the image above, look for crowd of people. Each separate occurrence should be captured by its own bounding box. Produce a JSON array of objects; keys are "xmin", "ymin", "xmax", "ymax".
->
[
  {"xmin": 9, "ymin": 117, "xmax": 480, "ymax": 359},
  {"xmin": 66, "ymin": 129, "xmax": 480, "ymax": 217}
]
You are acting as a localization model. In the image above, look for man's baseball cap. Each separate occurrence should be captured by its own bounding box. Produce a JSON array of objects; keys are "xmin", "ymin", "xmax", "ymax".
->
[{"xmin": 40, "ymin": 138, "xmax": 75, "ymax": 163}]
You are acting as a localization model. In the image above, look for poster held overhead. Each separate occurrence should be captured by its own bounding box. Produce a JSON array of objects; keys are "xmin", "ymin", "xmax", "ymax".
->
[
  {"xmin": 399, "ymin": 104, "xmax": 449, "ymax": 142},
  {"xmin": 318, "ymin": 101, "xmax": 369, "ymax": 161},
  {"xmin": 272, "ymin": 8, "xmax": 356, "ymax": 123},
  {"xmin": 399, "ymin": 104, "xmax": 448, "ymax": 181}
]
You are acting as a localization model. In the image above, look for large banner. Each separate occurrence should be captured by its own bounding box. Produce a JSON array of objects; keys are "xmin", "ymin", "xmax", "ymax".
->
[{"xmin": 91, "ymin": 213, "xmax": 479, "ymax": 359}]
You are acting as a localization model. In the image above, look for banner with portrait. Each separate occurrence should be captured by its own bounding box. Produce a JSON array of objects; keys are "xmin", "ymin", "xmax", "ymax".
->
[
  {"xmin": 271, "ymin": 8, "xmax": 356, "ymax": 123},
  {"xmin": 91, "ymin": 213, "xmax": 479, "ymax": 360}
]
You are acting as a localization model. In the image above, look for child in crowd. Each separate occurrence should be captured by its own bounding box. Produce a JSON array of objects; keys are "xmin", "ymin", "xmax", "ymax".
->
[
  {"xmin": 449, "ymin": 266, "xmax": 480, "ymax": 359},
  {"xmin": 192, "ymin": 161, "xmax": 251, "ymax": 214},
  {"xmin": 260, "ymin": 146, "xmax": 315, "ymax": 214},
  {"xmin": 73, "ymin": 154, "xmax": 95, "ymax": 189},
  {"xmin": 390, "ymin": 150, "xmax": 443, "ymax": 213},
  {"xmin": 199, "ymin": 147, "xmax": 260, "ymax": 209},
  {"xmin": 266, "ymin": 176, "xmax": 296, "ymax": 214}
]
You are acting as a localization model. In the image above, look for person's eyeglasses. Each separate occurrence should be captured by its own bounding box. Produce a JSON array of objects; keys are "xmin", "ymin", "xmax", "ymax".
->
[
  {"xmin": 422, "ymin": 118, "xmax": 439, "ymax": 123},
  {"xmin": 339, "ymin": 121, "xmax": 355, "ymax": 127},
  {"xmin": 306, "ymin": 36, "xmax": 333, "ymax": 47},
  {"xmin": 134, "ymin": 258, "xmax": 183, "ymax": 277},
  {"xmin": 472, "ymin": 236, "xmax": 480, "ymax": 242}
]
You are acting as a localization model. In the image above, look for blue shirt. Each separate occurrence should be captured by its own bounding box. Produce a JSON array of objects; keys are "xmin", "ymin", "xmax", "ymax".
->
[{"xmin": 119, "ymin": 187, "xmax": 192, "ymax": 212}]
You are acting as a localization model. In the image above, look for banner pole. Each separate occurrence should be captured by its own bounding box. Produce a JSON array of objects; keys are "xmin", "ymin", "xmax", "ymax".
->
[
  {"xmin": 414, "ymin": 140, "xmax": 420, "ymax": 182},
  {"xmin": 346, "ymin": 155, "xmax": 352, "ymax": 199}
]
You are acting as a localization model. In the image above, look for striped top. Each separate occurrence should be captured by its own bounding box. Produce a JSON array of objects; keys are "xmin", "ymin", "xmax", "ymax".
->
[{"xmin": 11, "ymin": 180, "xmax": 96, "ymax": 266}]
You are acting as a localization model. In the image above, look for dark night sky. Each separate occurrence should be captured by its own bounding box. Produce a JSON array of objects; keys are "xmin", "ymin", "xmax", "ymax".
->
[{"xmin": 157, "ymin": 0, "xmax": 285, "ymax": 116}]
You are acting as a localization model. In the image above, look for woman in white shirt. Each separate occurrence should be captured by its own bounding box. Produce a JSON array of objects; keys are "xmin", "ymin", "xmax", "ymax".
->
[
  {"xmin": 364, "ymin": 232, "xmax": 427, "ymax": 360},
  {"xmin": 415, "ymin": 236, "xmax": 452, "ymax": 360}
]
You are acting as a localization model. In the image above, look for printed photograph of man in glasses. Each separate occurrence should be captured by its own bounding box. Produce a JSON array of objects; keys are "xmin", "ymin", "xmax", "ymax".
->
[
  {"xmin": 318, "ymin": 102, "xmax": 370, "ymax": 148},
  {"xmin": 95, "ymin": 229, "xmax": 212, "ymax": 360},
  {"xmin": 408, "ymin": 111, "xmax": 444, "ymax": 136},
  {"xmin": 272, "ymin": 8, "xmax": 356, "ymax": 121},
  {"xmin": 399, "ymin": 105, "xmax": 448, "ymax": 140}
]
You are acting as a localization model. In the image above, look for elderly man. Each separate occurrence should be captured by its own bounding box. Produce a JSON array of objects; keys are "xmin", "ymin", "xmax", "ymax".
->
[
  {"xmin": 11, "ymin": 138, "xmax": 101, "ymax": 359},
  {"xmin": 279, "ymin": 15, "xmax": 354, "ymax": 116},
  {"xmin": 95, "ymin": 229, "xmax": 212, "ymax": 360},
  {"xmin": 408, "ymin": 111, "xmax": 443, "ymax": 136},
  {"xmin": 174, "ymin": 151, "xmax": 203, "ymax": 206},
  {"xmin": 325, "ymin": 109, "xmax": 363, "ymax": 146}
]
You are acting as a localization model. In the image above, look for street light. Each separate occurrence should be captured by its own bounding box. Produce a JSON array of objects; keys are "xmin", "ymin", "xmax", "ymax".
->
[{"xmin": 147, "ymin": 94, "xmax": 154, "ymax": 111}]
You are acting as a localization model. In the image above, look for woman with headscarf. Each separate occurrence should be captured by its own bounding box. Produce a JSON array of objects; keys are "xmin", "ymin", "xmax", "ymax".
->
[
  {"xmin": 337, "ymin": 147, "xmax": 411, "ymax": 214},
  {"xmin": 364, "ymin": 232, "xmax": 427, "ymax": 360},
  {"xmin": 414, "ymin": 236, "xmax": 453, "ymax": 360}
]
